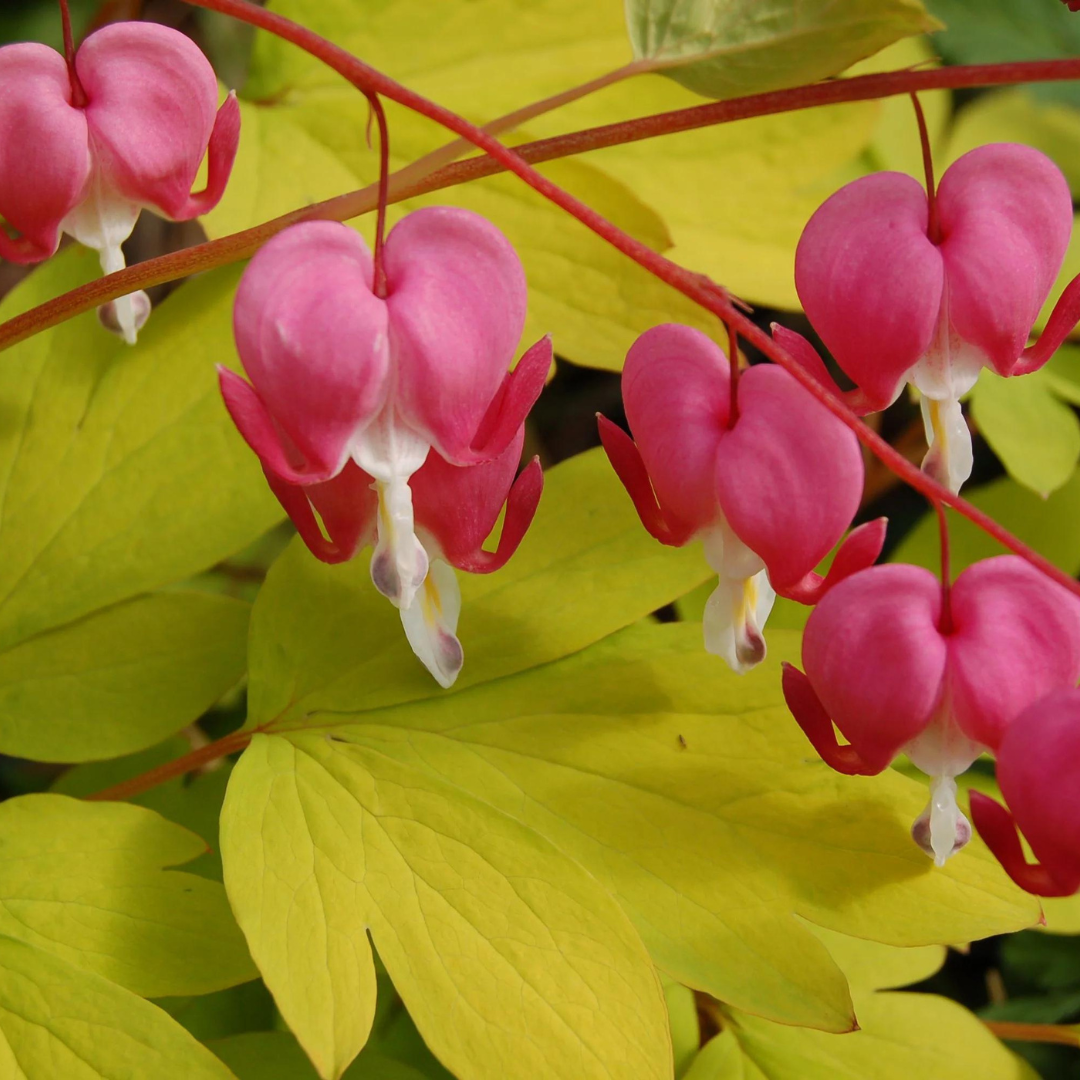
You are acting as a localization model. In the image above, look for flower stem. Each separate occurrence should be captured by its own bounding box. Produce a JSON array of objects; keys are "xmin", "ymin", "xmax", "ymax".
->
[
  {"xmin": 20, "ymin": 0, "xmax": 1080, "ymax": 600},
  {"xmin": 984, "ymin": 1021, "xmax": 1080, "ymax": 1048},
  {"xmin": 368, "ymin": 93, "xmax": 390, "ymax": 299},
  {"xmin": 935, "ymin": 501, "xmax": 953, "ymax": 633},
  {"xmin": 84, "ymin": 728, "xmax": 255, "ymax": 802},
  {"xmin": 6, "ymin": 56, "xmax": 1080, "ymax": 353},
  {"xmin": 910, "ymin": 92, "xmax": 940, "ymax": 243},
  {"xmin": 58, "ymin": 0, "xmax": 87, "ymax": 106}
]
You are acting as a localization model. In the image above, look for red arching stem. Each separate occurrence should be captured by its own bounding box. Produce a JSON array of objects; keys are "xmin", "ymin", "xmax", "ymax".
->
[
  {"xmin": 52, "ymin": 0, "xmax": 1080, "ymax": 604},
  {"xmin": 12, "ymin": 2, "xmax": 1080, "ymax": 603},
  {"xmin": 58, "ymin": 0, "xmax": 87, "ymax": 106},
  {"xmin": 6, "ymin": 57, "xmax": 1080, "ymax": 354},
  {"xmin": 910, "ymin": 93, "xmax": 940, "ymax": 243},
  {"xmin": 367, "ymin": 93, "xmax": 390, "ymax": 299},
  {"xmin": 935, "ymin": 501, "xmax": 953, "ymax": 633},
  {"xmin": 85, "ymin": 729, "xmax": 255, "ymax": 802}
]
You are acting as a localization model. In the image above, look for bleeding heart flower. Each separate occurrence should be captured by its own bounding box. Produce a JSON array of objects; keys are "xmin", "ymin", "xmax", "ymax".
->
[
  {"xmin": 795, "ymin": 143, "xmax": 1073, "ymax": 493},
  {"xmin": 971, "ymin": 689, "xmax": 1080, "ymax": 896},
  {"xmin": 0, "ymin": 22, "xmax": 240, "ymax": 341},
  {"xmin": 599, "ymin": 323, "xmax": 880, "ymax": 674},
  {"xmin": 783, "ymin": 556, "xmax": 1080, "ymax": 865},
  {"xmin": 219, "ymin": 211, "xmax": 548, "ymax": 687}
]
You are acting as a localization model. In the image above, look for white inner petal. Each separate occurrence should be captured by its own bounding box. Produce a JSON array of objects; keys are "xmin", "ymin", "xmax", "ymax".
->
[
  {"xmin": 919, "ymin": 395, "xmax": 973, "ymax": 495},
  {"xmin": 399, "ymin": 556, "xmax": 464, "ymax": 689},
  {"xmin": 906, "ymin": 693, "xmax": 983, "ymax": 866},
  {"xmin": 908, "ymin": 279, "xmax": 988, "ymax": 403},
  {"xmin": 352, "ymin": 406, "xmax": 431, "ymax": 610},
  {"xmin": 60, "ymin": 170, "xmax": 144, "ymax": 344},
  {"xmin": 700, "ymin": 522, "xmax": 775, "ymax": 674}
]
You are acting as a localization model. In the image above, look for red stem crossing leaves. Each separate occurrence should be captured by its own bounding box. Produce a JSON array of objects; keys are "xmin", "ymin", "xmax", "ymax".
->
[{"xmin": 67, "ymin": 13, "xmax": 1080, "ymax": 798}]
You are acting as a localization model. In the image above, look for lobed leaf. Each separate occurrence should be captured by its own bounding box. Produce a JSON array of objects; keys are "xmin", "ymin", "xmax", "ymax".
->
[
  {"xmin": 0, "ymin": 794, "xmax": 255, "ymax": 997},
  {"xmin": 221, "ymin": 734, "xmax": 671, "ymax": 1080},
  {"xmin": 0, "ymin": 591, "xmax": 249, "ymax": 762},
  {"xmin": 0, "ymin": 248, "xmax": 280, "ymax": 761},
  {"xmin": 321, "ymin": 624, "xmax": 1034, "ymax": 1027},
  {"xmin": 0, "ymin": 934, "xmax": 236, "ymax": 1080}
]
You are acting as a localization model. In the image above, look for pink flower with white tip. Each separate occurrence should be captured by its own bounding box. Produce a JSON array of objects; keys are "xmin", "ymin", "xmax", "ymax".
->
[
  {"xmin": 971, "ymin": 689, "xmax": 1080, "ymax": 897},
  {"xmin": 783, "ymin": 556, "xmax": 1080, "ymax": 865},
  {"xmin": 0, "ymin": 22, "xmax": 240, "ymax": 342},
  {"xmin": 218, "ymin": 211, "xmax": 548, "ymax": 687},
  {"xmin": 599, "ymin": 323, "xmax": 883, "ymax": 674},
  {"xmin": 795, "ymin": 144, "xmax": 1074, "ymax": 493}
]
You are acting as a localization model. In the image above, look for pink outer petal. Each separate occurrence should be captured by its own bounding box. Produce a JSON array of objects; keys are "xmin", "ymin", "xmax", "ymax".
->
[
  {"xmin": 265, "ymin": 461, "xmax": 377, "ymax": 565},
  {"xmin": 233, "ymin": 221, "xmax": 389, "ymax": 479},
  {"xmin": 993, "ymin": 690, "xmax": 1080, "ymax": 889},
  {"xmin": 803, "ymin": 564, "xmax": 946, "ymax": 772},
  {"xmin": 468, "ymin": 335, "xmax": 551, "ymax": 461},
  {"xmin": 715, "ymin": 364, "xmax": 863, "ymax": 589},
  {"xmin": 938, "ymin": 144, "xmax": 1072, "ymax": 374},
  {"xmin": 781, "ymin": 664, "xmax": 884, "ymax": 776},
  {"xmin": 384, "ymin": 206, "xmax": 527, "ymax": 463},
  {"xmin": 770, "ymin": 324, "xmax": 888, "ymax": 414},
  {"xmin": 171, "ymin": 91, "xmax": 240, "ymax": 220},
  {"xmin": 795, "ymin": 171, "xmax": 942, "ymax": 406},
  {"xmin": 77, "ymin": 23, "xmax": 221, "ymax": 218},
  {"xmin": 780, "ymin": 517, "xmax": 887, "ymax": 605},
  {"xmin": 218, "ymin": 366, "xmax": 320, "ymax": 484},
  {"xmin": 969, "ymin": 790, "xmax": 1078, "ymax": 897},
  {"xmin": 0, "ymin": 43, "xmax": 89, "ymax": 261},
  {"xmin": 621, "ymin": 324, "xmax": 729, "ymax": 533},
  {"xmin": 597, "ymin": 416, "xmax": 695, "ymax": 547},
  {"xmin": 947, "ymin": 555, "xmax": 1080, "ymax": 750},
  {"xmin": 411, "ymin": 428, "xmax": 537, "ymax": 572}
]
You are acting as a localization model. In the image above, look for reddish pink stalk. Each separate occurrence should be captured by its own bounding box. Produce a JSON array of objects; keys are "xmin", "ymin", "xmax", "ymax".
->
[
  {"xmin": 85, "ymin": 729, "xmax": 255, "ymax": 801},
  {"xmin": 57, "ymin": 0, "xmax": 87, "ymax": 105},
  {"xmin": 23, "ymin": 0, "xmax": 1049, "ymax": 603},
  {"xmin": 910, "ymin": 92, "xmax": 940, "ymax": 244},
  {"xmin": 367, "ymin": 93, "xmax": 390, "ymax": 299},
  {"xmin": 935, "ymin": 501, "xmax": 953, "ymax": 633}
]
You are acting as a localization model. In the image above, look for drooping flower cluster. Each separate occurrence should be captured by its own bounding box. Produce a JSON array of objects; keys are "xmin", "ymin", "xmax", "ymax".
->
[
  {"xmin": 590, "ymin": 135, "xmax": 1080, "ymax": 884},
  {"xmin": 219, "ymin": 211, "xmax": 548, "ymax": 687},
  {"xmin": 0, "ymin": 21, "xmax": 239, "ymax": 341},
  {"xmin": 599, "ymin": 323, "xmax": 883, "ymax": 672},
  {"xmin": 8, "ymin": 12, "xmax": 1080, "ymax": 893}
]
